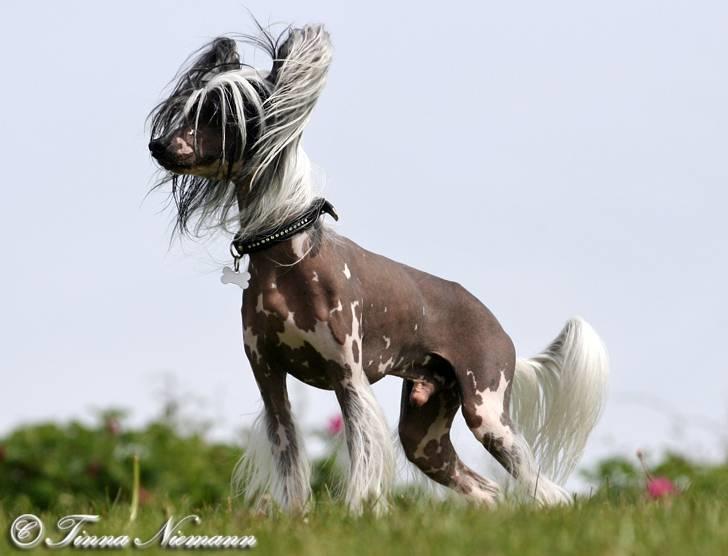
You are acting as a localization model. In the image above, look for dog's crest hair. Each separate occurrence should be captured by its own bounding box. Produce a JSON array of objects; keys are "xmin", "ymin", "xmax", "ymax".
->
[{"xmin": 149, "ymin": 23, "xmax": 332, "ymax": 239}]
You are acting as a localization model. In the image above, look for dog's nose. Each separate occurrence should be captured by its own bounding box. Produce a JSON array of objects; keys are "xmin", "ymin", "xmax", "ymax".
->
[{"xmin": 148, "ymin": 139, "xmax": 165, "ymax": 157}]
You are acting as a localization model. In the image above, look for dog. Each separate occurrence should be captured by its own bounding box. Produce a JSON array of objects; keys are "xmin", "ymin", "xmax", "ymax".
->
[{"xmin": 148, "ymin": 23, "xmax": 609, "ymax": 514}]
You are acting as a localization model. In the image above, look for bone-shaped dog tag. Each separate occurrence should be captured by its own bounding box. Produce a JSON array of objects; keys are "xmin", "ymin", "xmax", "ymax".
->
[{"xmin": 220, "ymin": 266, "xmax": 250, "ymax": 290}]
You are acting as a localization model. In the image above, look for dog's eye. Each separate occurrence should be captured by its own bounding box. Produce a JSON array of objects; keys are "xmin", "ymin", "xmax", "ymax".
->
[{"xmin": 187, "ymin": 129, "xmax": 196, "ymax": 137}]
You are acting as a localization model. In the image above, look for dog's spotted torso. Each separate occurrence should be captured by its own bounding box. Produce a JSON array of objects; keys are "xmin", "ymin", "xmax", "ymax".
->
[{"xmin": 242, "ymin": 228, "xmax": 511, "ymax": 398}]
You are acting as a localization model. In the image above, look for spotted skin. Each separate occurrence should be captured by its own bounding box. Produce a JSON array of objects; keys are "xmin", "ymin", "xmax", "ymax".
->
[
  {"xmin": 242, "ymin": 224, "xmax": 521, "ymax": 508},
  {"xmin": 398, "ymin": 379, "xmax": 500, "ymax": 505}
]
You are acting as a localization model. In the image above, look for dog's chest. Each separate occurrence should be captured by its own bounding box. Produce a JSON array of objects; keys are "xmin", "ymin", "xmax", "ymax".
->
[{"xmin": 242, "ymin": 277, "xmax": 367, "ymax": 388}]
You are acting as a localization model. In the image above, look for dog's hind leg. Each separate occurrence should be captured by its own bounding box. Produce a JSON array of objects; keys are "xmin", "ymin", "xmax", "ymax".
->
[
  {"xmin": 398, "ymin": 380, "xmax": 500, "ymax": 506},
  {"xmin": 334, "ymin": 367, "xmax": 395, "ymax": 515},
  {"xmin": 456, "ymin": 331, "xmax": 571, "ymax": 505},
  {"xmin": 232, "ymin": 369, "xmax": 311, "ymax": 512}
]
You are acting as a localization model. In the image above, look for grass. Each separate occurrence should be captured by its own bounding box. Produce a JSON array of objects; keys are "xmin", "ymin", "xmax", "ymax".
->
[
  {"xmin": 2, "ymin": 492, "xmax": 727, "ymax": 555},
  {"xmin": 3, "ymin": 413, "xmax": 726, "ymax": 554}
]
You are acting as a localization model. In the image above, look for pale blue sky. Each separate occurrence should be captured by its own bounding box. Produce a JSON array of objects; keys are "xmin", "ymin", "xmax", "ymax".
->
[{"xmin": 1, "ymin": 1, "xmax": 727, "ymax": 484}]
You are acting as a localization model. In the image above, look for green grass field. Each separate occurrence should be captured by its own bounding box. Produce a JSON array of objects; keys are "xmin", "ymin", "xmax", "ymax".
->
[
  {"xmin": 2, "ymin": 493, "xmax": 728, "ymax": 555},
  {"xmin": 2, "ymin": 410, "xmax": 727, "ymax": 555}
]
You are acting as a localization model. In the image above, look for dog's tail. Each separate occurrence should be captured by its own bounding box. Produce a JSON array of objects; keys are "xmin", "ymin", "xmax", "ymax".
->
[{"xmin": 510, "ymin": 317, "xmax": 609, "ymax": 487}]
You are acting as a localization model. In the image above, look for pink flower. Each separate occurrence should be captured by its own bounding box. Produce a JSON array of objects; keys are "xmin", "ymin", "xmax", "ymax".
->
[
  {"xmin": 326, "ymin": 414, "xmax": 344, "ymax": 436},
  {"xmin": 637, "ymin": 451, "xmax": 679, "ymax": 500},
  {"xmin": 647, "ymin": 477, "xmax": 678, "ymax": 499}
]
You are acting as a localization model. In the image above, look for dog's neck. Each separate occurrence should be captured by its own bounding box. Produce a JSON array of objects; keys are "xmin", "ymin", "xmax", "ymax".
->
[
  {"xmin": 231, "ymin": 174, "xmax": 321, "ymax": 273},
  {"xmin": 230, "ymin": 145, "xmax": 317, "ymax": 242}
]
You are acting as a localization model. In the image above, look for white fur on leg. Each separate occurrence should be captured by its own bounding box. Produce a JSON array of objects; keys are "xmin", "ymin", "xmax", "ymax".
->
[
  {"xmin": 510, "ymin": 317, "xmax": 609, "ymax": 485},
  {"xmin": 231, "ymin": 410, "xmax": 311, "ymax": 511},
  {"xmin": 339, "ymin": 371, "xmax": 395, "ymax": 515},
  {"xmin": 464, "ymin": 375, "xmax": 571, "ymax": 506},
  {"xmin": 507, "ymin": 433, "xmax": 572, "ymax": 505}
]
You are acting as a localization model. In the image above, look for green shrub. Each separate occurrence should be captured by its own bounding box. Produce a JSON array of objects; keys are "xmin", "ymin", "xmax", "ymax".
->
[{"xmin": 0, "ymin": 409, "xmax": 239, "ymax": 512}]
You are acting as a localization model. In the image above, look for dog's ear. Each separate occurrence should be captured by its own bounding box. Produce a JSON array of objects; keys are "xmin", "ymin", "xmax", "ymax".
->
[
  {"xmin": 268, "ymin": 26, "xmax": 330, "ymax": 85},
  {"xmin": 188, "ymin": 37, "xmax": 240, "ymax": 85},
  {"xmin": 248, "ymin": 25, "xmax": 331, "ymax": 186},
  {"xmin": 268, "ymin": 30, "xmax": 294, "ymax": 84}
]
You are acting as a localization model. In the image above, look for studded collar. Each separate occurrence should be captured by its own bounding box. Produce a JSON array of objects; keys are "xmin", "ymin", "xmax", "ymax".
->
[{"xmin": 231, "ymin": 198, "xmax": 339, "ymax": 257}]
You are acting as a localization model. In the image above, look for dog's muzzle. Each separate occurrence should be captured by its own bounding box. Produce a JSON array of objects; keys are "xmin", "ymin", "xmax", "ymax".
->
[{"xmin": 148, "ymin": 139, "xmax": 165, "ymax": 159}]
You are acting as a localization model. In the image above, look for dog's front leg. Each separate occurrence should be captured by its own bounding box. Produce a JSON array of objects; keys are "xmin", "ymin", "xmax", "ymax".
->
[
  {"xmin": 233, "ymin": 369, "xmax": 311, "ymax": 512},
  {"xmin": 334, "ymin": 367, "xmax": 395, "ymax": 515}
]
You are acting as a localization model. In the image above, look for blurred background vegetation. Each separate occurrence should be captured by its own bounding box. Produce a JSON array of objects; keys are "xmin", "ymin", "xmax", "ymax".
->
[
  {"xmin": 0, "ymin": 401, "xmax": 346, "ymax": 513},
  {"xmin": 1, "ymin": 400, "xmax": 727, "ymax": 513}
]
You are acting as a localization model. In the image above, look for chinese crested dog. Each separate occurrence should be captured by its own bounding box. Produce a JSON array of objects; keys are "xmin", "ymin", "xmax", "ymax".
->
[{"xmin": 148, "ymin": 22, "xmax": 609, "ymax": 514}]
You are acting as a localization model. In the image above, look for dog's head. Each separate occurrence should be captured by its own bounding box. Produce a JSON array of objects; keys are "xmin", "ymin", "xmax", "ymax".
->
[
  {"xmin": 148, "ymin": 37, "xmax": 267, "ymax": 178},
  {"xmin": 148, "ymin": 25, "xmax": 332, "ymax": 235}
]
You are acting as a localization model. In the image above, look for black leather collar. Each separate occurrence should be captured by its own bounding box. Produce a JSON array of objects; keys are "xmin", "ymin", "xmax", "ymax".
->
[{"xmin": 231, "ymin": 198, "xmax": 338, "ymax": 256}]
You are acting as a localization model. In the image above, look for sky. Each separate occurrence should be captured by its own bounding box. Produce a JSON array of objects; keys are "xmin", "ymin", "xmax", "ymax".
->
[{"xmin": 1, "ymin": 1, "xmax": 727, "ymax": 488}]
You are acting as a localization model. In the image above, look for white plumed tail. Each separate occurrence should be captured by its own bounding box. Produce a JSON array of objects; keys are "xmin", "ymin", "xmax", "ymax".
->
[{"xmin": 510, "ymin": 317, "xmax": 609, "ymax": 486}]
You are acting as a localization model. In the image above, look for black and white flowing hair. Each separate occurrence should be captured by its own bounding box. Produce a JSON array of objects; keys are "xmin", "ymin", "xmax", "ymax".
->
[{"xmin": 149, "ymin": 23, "xmax": 332, "ymax": 239}]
